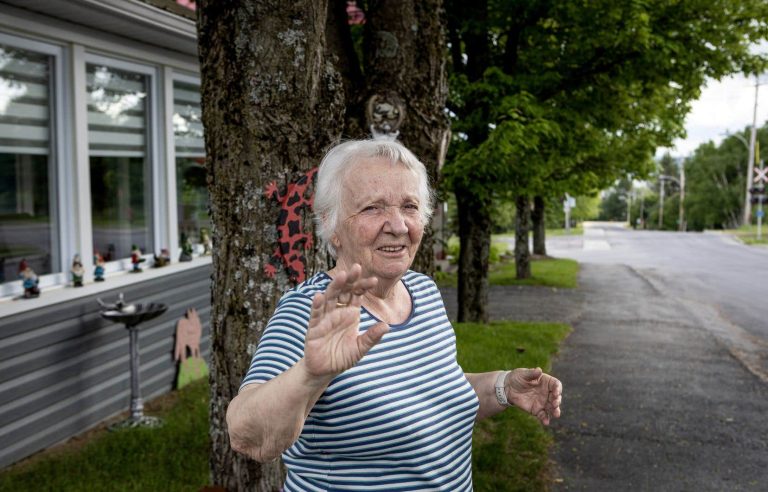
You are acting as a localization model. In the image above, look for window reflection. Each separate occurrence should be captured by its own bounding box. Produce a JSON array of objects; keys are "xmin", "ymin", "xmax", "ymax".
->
[
  {"xmin": 174, "ymin": 80, "xmax": 209, "ymax": 250},
  {"xmin": 0, "ymin": 45, "xmax": 55, "ymax": 284},
  {"xmin": 87, "ymin": 64, "xmax": 152, "ymax": 262}
]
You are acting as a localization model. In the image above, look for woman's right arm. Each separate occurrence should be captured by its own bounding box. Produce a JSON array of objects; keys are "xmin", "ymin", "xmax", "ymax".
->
[
  {"xmin": 226, "ymin": 359, "xmax": 334, "ymax": 462},
  {"xmin": 226, "ymin": 264, "xmax": 389, "ymax": 462}
]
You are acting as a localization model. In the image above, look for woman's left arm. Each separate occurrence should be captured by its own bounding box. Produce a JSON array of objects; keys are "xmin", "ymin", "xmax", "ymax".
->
[{"xmin": 465, "ymin": 368, "xmax": 562, "ymax": 423}]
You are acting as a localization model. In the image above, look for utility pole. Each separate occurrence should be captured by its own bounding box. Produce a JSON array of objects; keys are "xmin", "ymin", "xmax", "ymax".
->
[
  {"xmin": 658, "ymin": 173, "xmax": 682, "ymax": 231},
  {"xmin": 678, "ymin": 161, "xmax": 686, "ymax": 232},
  {"xmin": 744, "ymin": 76, "xmax": 765, "ymax": 225},
  {"xmin": 658, "ymin": 178, "xmax": 665, "ymax": 229}
]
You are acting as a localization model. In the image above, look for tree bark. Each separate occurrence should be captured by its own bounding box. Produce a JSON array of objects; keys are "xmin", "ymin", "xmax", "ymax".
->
[
  {"xmin": 531, "ymin": 195, "xmax": 546, "ymax": 256},
  {"xmin": 456, "ymin": 186, "xmax": 490, "ymax": 323},
  {"xmin": 197, "ymin": 2, "xmax": 343, "ymax": 490},
  {"xmin": 515, "ymin": 195, "xmax": 532, "ymax": 279},
  {"xmin": 359, "ymin": 0, "xmax": 450, "ymax": 276}
]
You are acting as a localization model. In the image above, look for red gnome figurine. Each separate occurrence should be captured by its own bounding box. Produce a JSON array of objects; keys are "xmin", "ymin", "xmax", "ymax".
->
[
  {"xmin": 18, "ymin": 259, "xmax": 40, "ymax": 298},
  {"xmin": 130, "ymin": 244, "xmax": 146, "ymax": 273}
]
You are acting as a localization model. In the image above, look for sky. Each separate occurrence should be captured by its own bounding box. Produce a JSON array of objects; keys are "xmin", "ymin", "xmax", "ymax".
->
[
  {"xmin": 660, "ymin": 43, "xmax": 768, "ymax": 158},
  {"xmin": 660, "ymin": 73, "xmax": 768, "ymax": 157}
]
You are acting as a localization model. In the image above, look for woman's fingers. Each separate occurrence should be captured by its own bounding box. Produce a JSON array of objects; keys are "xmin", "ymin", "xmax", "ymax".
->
[
  {"xmin": 356, "ymin": 322, "xmax": 389, "ymax": 355},
  {"xmin": 325, "ymin": 264, "xmax": 378, "ymax": 309}
]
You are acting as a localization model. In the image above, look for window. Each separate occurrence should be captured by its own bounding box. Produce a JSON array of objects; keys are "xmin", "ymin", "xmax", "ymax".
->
[
  {"xmin": 173, "ymin": 78, "xmax": 208, "ymax": 251},
  {"xmin": 0, "ymin": 43, "xmax": 58, "ymax": 285},
  {"xmin": 87, "ymin": 63, "xmax": 153, "ymax": 262}
]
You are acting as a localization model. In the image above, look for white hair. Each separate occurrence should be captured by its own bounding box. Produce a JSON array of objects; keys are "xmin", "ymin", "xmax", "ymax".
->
[{"xmin": 314, "ymin": 139, "xmax": 434, "ymax": 257}]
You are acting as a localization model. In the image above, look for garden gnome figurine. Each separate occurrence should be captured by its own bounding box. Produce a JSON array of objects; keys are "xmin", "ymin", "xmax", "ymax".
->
[
  {"xmin": 71, "ymin": 254, "xmax": 85, "ymax": 287},
  {"xmin": 18, "ymin": 259, "xmax": 40, "ymax": 298},
  {"xmin": 153, "ymin": 248, "xmax": 171, "ymax": 267},
  {"xmin": 200, "ymin": 228, "xmax": 212, "ymax": 256},
  {"xmin": 130, "ymin": 244, "xmax": 145, "ymax": 272},
  {"xmin": 93, "ymin": 252, "xmax": 105, "ymax": 281},
  {"xmin": 179, "ymin": 233, "xmax": 193, "ymax": 262}
]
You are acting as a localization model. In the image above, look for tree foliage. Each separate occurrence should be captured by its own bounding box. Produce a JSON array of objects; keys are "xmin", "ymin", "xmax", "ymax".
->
[
  {"xmin": 684, "ymin": 126, "xmax": 768, "ymax": 230},
  {"xmin": 445, "ymin": 0, "xmax": 768, "ymax": 320}
]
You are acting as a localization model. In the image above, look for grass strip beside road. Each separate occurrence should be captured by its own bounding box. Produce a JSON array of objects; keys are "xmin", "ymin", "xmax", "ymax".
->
[
  {"xmin": 725, "ymin": 224, "xmax": 768, "ymax": 245},
  {"xmin": 1, "ymin": 323, "xmax": 569, "ymax": 492},
  {"xmin": 436, "ymin": 257, "xmax": 579, "ymax": 289}
]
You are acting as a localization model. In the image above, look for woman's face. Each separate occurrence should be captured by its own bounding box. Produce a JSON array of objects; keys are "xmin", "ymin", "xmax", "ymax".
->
[{"xmin": 332, "ymin": 157, "xmax": 424, "ymax": 281}]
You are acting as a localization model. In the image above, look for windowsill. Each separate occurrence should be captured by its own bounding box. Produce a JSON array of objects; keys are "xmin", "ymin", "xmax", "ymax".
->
[{"xmin": 0, "ymin": 255, "xmax": 212, "ymax": 319}]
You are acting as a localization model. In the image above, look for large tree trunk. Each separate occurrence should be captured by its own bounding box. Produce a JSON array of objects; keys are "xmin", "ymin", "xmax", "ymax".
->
[
  {"xmin": 360, "ymin": 0, "xmax": 450, "ymax": 276},
  {"xmin": 531, "ymin": 195, "xmax": 546, "ymax": 256},
  {"xmin": 515, "ymin": 195, "xmax": 532, "ymax": 279},
  {"xmin": 456, "ymin": 186, "xmax": 491, "ymax": 323},
  {"xmin": 197, "ymin": 2, "xmax": 343, "ymax": 490}
]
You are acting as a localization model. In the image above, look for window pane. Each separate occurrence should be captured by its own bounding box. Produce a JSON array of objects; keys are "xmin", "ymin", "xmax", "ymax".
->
[
  {"xmin": 173, "ymin": 80, "xmax": 209, "ymax": 248},
  {"xmin": 0, "ymin": 44, "xmax": 55, "ymax": 284},
  {"xmin": 87, "ymin": 64, "xmax": 152, "ymax": 261}
]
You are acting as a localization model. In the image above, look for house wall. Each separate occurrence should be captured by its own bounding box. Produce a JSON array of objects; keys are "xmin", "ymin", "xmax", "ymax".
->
[
  {"xmin": 0, "ymin": 3, "xmax": 217, "ymax": 468},
  {"xmin": 0, "ymin": 263, "xmax": 212, "ymax": 469}
]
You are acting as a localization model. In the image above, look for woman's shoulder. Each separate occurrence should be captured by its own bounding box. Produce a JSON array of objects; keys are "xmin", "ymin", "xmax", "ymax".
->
[
  {"xmin": 402, "ymin": 270, "xmax": 440, "ymax": 296},
  {"xmin": 280, "ymin": 271, "xmax": 332, "ymax": 302}
]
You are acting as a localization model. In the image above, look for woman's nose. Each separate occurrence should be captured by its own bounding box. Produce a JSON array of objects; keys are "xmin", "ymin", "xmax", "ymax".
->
[{"xmin": 383, "ymin": 207, "xmax": 409, "ymax": 234}]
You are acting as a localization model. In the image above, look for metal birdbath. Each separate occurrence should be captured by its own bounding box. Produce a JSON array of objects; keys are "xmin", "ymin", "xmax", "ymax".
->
[{"xmin": 98, "ymin": 293, "xmax": 168, "ymax": 429}]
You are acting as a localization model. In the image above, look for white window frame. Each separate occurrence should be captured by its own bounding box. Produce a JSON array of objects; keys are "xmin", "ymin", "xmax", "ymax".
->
[
  {"xmin": 167, "ymin": 70, "xmax": 204, "ymax": 262},
  {"xmin": 81, "ymin": 53, "xmax": 165, "ymax": 275},
  {"xmin": 0, "ymin": 32, "xmax": 71, "ymax": 298}
]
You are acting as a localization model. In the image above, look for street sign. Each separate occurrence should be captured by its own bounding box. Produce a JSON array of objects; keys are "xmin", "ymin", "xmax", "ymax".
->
[
  {"xmin": 757, "ymin": 209, "xmax": 765, "ymax": 219},
  {"xmin": 755, "ymin": 167, "xmax": 768, "ymax": 184}
]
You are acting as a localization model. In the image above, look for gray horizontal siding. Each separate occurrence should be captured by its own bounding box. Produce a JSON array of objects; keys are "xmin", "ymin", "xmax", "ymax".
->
[{"xmin": 0, "ymin": 264, "xmax": 213, "ymax": 469}]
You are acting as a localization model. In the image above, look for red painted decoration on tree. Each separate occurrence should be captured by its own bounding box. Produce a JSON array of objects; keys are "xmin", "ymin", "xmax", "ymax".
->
[{"xmin": 264, "ymin": 167, "xmax": 318, "ymax": 283}]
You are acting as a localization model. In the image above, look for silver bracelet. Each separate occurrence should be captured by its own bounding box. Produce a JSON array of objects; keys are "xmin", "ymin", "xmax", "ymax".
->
[{"xmin": 495, "ymin": 370, "xmax": 513, "ymax": 407}]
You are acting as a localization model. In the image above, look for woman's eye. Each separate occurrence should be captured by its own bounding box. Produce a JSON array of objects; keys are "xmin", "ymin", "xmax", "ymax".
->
[{"xmin": 362, "ymin": 205, "xmax": 379, "ymax": 212}]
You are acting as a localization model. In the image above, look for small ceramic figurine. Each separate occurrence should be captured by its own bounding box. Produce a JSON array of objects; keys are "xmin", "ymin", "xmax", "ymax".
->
[
  {"xmin": 71, "ymin": 254, "xmax": 85, "ymax": 287},
  {"xmin": 200, "ymin": 228, "xmax": 212, "ymax": 256},
  {"xmin": 94, "ymin": 252, "xmax": 105, "ymax": 281},
  {"xmin": 18, "ymin": 259, "xmax": 40, "ymax": 298},
  {"xmin": 179, "ymin": 233, "xmax": 193, "ymax": 262},
  {"xmin": 130, "ymin": 244, "xmax": 146, "ymax": 273},
  {"xmin": 154, "ymin": 248, "xmax": 171, "ymax": 267}
]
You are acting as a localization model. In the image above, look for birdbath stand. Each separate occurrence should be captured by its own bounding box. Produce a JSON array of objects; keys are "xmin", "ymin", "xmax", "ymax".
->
[{"xmin": 98, "ymin": 293, "xmax": 168, "ymax": 429}]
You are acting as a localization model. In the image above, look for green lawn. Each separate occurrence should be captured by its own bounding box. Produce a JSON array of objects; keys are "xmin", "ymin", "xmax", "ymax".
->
[
  {"xmin": 456, "ymin": 321, "xmax": 571, "ymax": 492},
  {"xmin": 493, "ymin": 225, "xmax": 584, "ymax": 239},
  {"xmin": 0, "ymin": 381, "xmax": 210, "ymax": 492},
  {"xmin": 0, "ymin": 323, "xmax": 569, "ymax": 492},
  {"xmin": 436, "ymin": 257, "xmax": 580, "ymax": 289},
  {"xmin": 724, "ymin": 224, "xmax": 768, "ymax": 245}
]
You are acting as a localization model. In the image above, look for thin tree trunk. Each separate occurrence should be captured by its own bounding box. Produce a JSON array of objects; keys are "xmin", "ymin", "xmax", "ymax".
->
[
  {"xmin": 515, "ymin": 195, "xmax": 532, "ymax": 279},
  {"xmin": 532, "ymin": 195, "xmax": 546, "ymax": 256},
  {"xmin": 360, "ymin": 0, "xmax": 450, "ymax": 276},
  {"xmin": 456, "ymin": 186, "xmax": 490, "ymax": 323},
  {"xmin": 197, "ymin": 2, "xmax": 343, "ymax": 489}
]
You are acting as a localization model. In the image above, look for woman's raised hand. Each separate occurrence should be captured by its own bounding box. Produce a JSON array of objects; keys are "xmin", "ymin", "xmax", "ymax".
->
[{"xmin": 303, "ymin": 264, "xmax": 390, "ymax": 378}]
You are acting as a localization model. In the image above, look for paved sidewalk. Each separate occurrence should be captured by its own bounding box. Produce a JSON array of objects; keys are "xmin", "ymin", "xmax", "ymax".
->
[
  {"xmin": 440, "ymin": 284, "xmax": 583, "ymax": 324},
  {"xmin": 549, "ymin": 263, "xmax": 768, "ymax": 491}
]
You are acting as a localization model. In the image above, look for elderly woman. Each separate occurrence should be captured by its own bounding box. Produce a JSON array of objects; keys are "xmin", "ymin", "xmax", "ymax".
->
[{"xmin": 227, "ymin": 139, "xmax": 562, "ymax": 490}]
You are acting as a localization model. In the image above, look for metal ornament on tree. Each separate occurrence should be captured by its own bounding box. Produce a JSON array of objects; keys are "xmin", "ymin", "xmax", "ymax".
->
[{"xmin": 366, "ymin": 93, "xmax": 405, "ymax": 140}]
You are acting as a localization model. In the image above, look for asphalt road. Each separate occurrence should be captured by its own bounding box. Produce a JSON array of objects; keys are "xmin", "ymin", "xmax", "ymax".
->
[{"xmin": 544, "ymin": 223, "xmax": 768, "ymax": 490}]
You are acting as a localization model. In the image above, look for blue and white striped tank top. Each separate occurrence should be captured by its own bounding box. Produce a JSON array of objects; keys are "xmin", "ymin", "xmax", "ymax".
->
[{"xmin": 241, "ymin": 270, "xmax": 479, "ymax": 491}]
